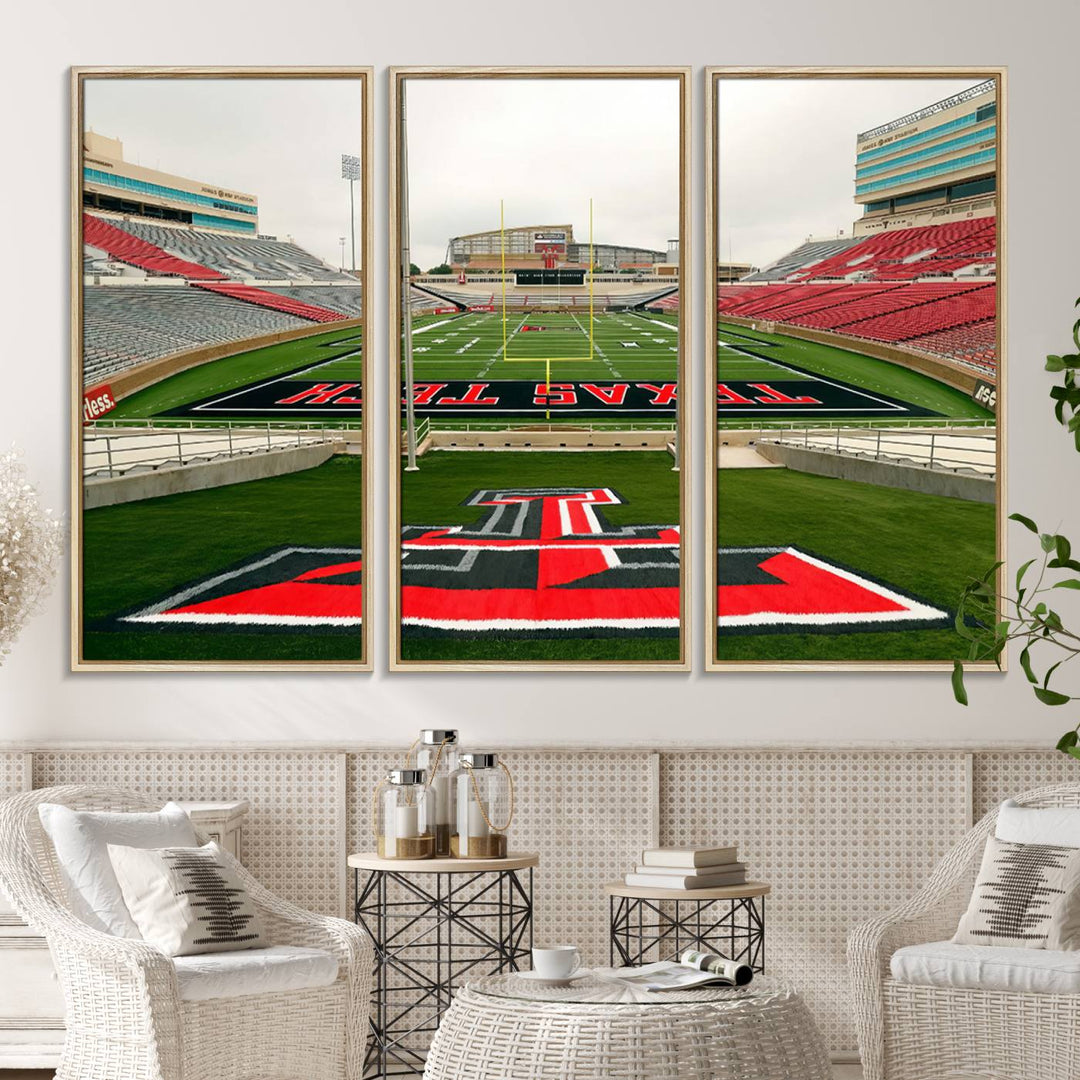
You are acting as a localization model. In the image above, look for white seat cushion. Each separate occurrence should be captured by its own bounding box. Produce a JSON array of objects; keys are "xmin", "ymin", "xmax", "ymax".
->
[
  {"xmin": 891, "ymin": 940, "xmax": 1080, "ymax": 995},
  {"xmin": 173, "ymin": 945, "xmax": 339, "ymax": 1002}
]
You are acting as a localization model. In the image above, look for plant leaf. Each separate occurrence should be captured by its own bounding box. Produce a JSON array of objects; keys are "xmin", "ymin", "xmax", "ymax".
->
[
  {"xmin": 1020, "ymin": 645, "xmax": 1037, "ymax": 684},
  {"xmin": 1016, "ymin": 558, "xmax": 1036, "ymax": 592},
  {"xmin": 1053, "ymin": 579, "xmax": 1080, "ymax": 590},
  {"xmin": 1010, "ymin": 513, "xmax": 1039, "ymax": 534},
  {"xmin": 1057, "ymin": 731, "xmax": 1079, "ymax": 752},
  {"xmin": 1034, "ymin": 687, "xmax": 1072, "ymax": 706},
  {"xmin": 951, "ymin": 660, "xmax": 968, "ymax": 706}
]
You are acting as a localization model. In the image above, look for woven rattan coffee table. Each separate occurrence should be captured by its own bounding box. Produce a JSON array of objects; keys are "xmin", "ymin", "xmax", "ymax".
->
[{"xmin": 423, "ymin": 972, "xmax": 831, "ymax": 1079}]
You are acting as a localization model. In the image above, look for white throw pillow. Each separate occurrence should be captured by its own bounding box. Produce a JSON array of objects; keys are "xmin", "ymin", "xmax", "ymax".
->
[
  {"xmin": 108, "ymin": 841, "xmax": 266, "ymax": 957},
  {"xmin": 996, "ymin": 798, "xmax": 1080, "ymax": 848},
  {"xmin": 953, "ymin": 834, "xmax": 1080, "ymax": 950},
  {"xmin": 38, "ymin": 801, "xmax": 197, "ymax": 937}
]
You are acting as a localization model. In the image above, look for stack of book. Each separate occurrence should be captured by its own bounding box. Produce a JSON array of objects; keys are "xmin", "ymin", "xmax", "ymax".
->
[{"xmin": 624, "ymin": 845, "xmax": 747, "ymax": 890}]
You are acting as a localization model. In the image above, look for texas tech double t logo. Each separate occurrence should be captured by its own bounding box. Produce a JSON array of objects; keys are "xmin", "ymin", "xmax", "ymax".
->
[{"xmin": 401, "ymin": 487, "xmax": 681, "ymax": 637}]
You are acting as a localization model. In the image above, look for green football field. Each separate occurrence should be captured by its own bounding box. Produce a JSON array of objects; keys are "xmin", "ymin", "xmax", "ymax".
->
[
  {"xmin": 715, "ymin": 469, "xmax": 996, "ymax": 663},
  {"xmin": 82, "ymin": 457, "xmax": 363, "ymax": 663},
  {"xmin": 716, "ymin": 320, "xmax": 992, "ymax": 421},
  {"xmin": 400, "ymin": 449, "xmax": 680, "ymax": 663},
  {"xmin": 106, "ymin": 326, "xmax": 363, "ymax": 422},
  {"xmin": 411, "ymin": 309, "xmax": 678, "ymax": 381}
]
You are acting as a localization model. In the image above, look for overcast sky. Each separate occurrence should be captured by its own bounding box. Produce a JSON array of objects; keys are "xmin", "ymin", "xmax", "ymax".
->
[
  {"xmin": 84, "ymin": 78, "xmax": 364, "ymax": 268},
  {"xmin": 717, "ymin": 78, "xmax": 983, "ymax": 269},
  {"xmin": 404, "ymin": 78, "xmax": 680, "ymax": 270}
]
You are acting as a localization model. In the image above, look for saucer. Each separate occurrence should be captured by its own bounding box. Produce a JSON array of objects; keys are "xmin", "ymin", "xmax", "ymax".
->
[{"xmin": 514, "ymin": 970, "xmax": 590, "ymax": 986}]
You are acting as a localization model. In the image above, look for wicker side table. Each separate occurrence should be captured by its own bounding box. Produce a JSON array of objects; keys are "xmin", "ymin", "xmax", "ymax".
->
[{"xmin": 423, "ymin": 973, "xmax": 831, "ymax": 1080}]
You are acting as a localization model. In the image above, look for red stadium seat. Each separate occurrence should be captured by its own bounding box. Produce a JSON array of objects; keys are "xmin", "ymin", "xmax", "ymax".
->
[
  {"xmin": 83, "ymin": 214, "xmax": 226, "ymax": 280},
  {"xmin": 192, "ymin": 282, "xmax": 346, "ymax": 323}
]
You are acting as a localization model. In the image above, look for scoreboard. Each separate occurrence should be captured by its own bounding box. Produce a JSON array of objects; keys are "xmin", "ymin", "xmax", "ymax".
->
[
  {"xmin": 533, "ymin": 230, "xmax": 567, "ymax": 254},
  {"xmin": 515, "ymin": 269, "xmax": 585, "ymax": 286}
]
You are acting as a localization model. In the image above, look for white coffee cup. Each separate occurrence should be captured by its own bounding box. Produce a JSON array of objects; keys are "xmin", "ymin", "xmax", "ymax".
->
[{"xmin": 532, "ymin": 945, "xmax": 581, "ymax": 979}]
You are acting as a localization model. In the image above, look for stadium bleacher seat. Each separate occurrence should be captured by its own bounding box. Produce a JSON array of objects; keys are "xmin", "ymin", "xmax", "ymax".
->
[
  {"xmin": 192, "ymin": 282, "xmax": 345, "ymax": 323},
  {"xmin": 716, "ymin": 280, "xmax": 997, "ymax": 371},
  {"xmin": 743, "ymin": 236, "xmax": 864, "ymax": 282},
  {"xmin": 91, "ymin": 216, "xmax": 354, "ymax": 283},
  {"xmin": 421, "ymin": 282, "xmax": 676, "ymax": 311},
  {"xmin": 83, "ymin": 215, "xmax": 226, "ymax": 280},
  {"xmin": 266, "ymin": 287, "xmax": 363, "ymax": 319},
  {"xmin": 83, "ymin": 286, "xmax": 310, "ymax": 382},
  {"xmin": 81, "ymin": 214, "xmax": 362, "ymax": 381},
  {"xmin": 781, "ymin": 218, "xmax": 996, "ymax": 283}
]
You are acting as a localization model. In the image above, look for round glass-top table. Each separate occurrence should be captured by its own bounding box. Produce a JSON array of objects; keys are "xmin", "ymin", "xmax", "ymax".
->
[{"xmin": 423, "ymin": 970, "xmax": 831, "ymax": 1079}]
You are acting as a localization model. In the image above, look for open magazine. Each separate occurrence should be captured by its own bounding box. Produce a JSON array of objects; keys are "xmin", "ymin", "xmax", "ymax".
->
[{"xmin": 595, "ymin": 949, "xmax": 753, "ymax": 992}]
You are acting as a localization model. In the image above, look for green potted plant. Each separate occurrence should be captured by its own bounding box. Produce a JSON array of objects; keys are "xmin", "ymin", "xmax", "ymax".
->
[{"xmin": 952, "ymin": 298, "xmax": 1080, "ymax": 758}]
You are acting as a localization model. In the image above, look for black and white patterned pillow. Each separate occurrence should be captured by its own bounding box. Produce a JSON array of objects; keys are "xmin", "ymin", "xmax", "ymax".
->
[
  {"xmin": 953, "ymin": 835, "xmax": 1080, "ymax": 950},
  {"xmin": 108, "ymin": 841, "xmax": 266, "ymax": 956}
]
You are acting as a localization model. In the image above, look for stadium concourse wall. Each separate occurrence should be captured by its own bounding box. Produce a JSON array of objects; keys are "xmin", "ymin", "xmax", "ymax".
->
[
  {"xmin": 101, "ymin": 317, "xmax": 364, "ymax": 401},
  {"xmin": 83, "ymin": 440, "xmax": 341, "ymax": 509},
  {"xmin": 756, "ymin": 441, "xmax": 996, "ymax": 504},
  {"xmin": 720, "ymin": 313, "xmax": 987, "ymax": 395}
]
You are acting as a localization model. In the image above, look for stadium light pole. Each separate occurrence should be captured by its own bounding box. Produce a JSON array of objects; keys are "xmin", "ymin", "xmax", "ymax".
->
[
  {"xmin": 400, "ymin": 81, "xmax": 419, "ymax": 472},
  {"xmin": 341, "ymin": 153, "xmax": 361, "ymax": 275}
]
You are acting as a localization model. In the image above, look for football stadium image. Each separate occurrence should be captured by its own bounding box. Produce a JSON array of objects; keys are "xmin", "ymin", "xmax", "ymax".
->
[
  {"xmin": 710, "ymin": 73, "xmax": 1000, "ymax": 666},
  {"xmin": 75, "ymin": 73, "xmax": 370, "ymax": 667},
  {"xmin": 392, "ymin": 72, "xmax": 689, "ymax": 667}
]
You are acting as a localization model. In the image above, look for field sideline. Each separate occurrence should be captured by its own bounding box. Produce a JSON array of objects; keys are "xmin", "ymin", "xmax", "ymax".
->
[
  {"xmin": 104, "ymin": 326, "xmax": 363, "ymax": 423},
  {"xmin": 717, "ymin": 321, "xmax": 990, "ymax": 421}
]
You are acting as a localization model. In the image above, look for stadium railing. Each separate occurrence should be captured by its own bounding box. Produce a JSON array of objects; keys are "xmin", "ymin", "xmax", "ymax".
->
[
  {"xmin": 717, "ymin": 416, "xmax": 995, "ymax": 432},
  {"xmin": 758, "ymin": 427, "xmax": 996, "ymax": 477},
  {"xmin": 83, "ymin": 424, "xmax": 346, "ymax": 479}
]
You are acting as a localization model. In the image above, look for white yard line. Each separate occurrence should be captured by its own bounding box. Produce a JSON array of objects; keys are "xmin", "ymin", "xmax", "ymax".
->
[{"xmin": 479, "ymin": 313, "xmax": 530, "ymax": 376}]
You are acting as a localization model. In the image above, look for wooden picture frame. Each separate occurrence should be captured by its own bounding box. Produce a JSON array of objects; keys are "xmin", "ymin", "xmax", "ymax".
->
[
  {"xmin": 71, "ymin": 67, "xmax": 374, "ymax": 671},
  {"xmin": 389, "ymin": 67, "xmax": 691, "ymax": 671},
  {"xmin": 704, "ymin": 67, "xmax": 1006, "ymax": 671}
]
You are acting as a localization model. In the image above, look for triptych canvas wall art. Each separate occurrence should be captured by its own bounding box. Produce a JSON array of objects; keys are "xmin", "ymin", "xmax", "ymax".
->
[{"xmin": 70, "ymin": 66, "xmax": 1003, "ymax": 674}]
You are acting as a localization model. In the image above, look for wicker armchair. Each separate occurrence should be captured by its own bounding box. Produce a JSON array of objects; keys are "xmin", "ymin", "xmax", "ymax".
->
[
  {"xmin": 0, "ymin": 785, "xmax": 373, "ymax": 1080},
  {"xmin": 849, "ymin": 782, "xmax": 1080, "ymax": 1080}
]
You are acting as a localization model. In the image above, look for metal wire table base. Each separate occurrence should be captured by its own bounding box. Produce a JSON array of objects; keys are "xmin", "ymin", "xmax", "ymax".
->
[
  {"xmin": 609, "ymin": 893, "xmax": 766, "ymax": 971},
  {"xmin": 354, "ymin": 865, "xmax": 534, "ymax": 1078}
]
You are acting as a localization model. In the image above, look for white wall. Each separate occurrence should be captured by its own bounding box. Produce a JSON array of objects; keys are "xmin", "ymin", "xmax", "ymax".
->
[{"xmin": 1, "ymin": 0, "xmax": 1078, "ymax": 747}]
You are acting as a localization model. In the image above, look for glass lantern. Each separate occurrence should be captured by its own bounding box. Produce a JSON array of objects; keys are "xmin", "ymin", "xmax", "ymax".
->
[
  {"xmin": 415, "ymin": 729, "xmax": 461, "ymax": 857},
  {"xmin": 376, "ymin": 769, "xmax": 435, "ymax": 859},
  {"xmin": 452, "ymin": 752, "xmax": 513, "ymax": 859}
]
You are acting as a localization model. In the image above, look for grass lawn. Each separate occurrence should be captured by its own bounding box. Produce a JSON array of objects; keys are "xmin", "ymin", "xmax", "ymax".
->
[
  {"xmin": 82, "ymin": 457, "xmax": 363, "ymax": 663},
  {"xmin": 715, "ymin": 469, "xmax": 996, "ymax": 662},
  {"xmin": 400, "ymin": 449, "xmax": 682, "ymax": 663}
]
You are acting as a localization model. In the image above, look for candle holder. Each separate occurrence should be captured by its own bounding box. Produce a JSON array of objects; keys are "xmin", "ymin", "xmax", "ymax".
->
[
  {"xmin": 451, "ymin": 752, "xmax": 514, "ymax": 859},
  {"xmin": 375, "ymin": 769, "xmax": 435, "ymax": 859},
  {"xmin": 415, "ymin": 729, "xmax": 462, "ymax": 857}
]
